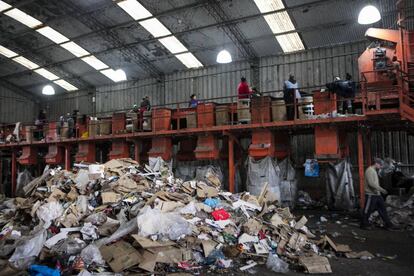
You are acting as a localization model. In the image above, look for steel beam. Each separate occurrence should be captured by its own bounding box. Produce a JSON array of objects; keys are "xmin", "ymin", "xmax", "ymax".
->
[
  {"xmin": 357, "ymin": 129, "xmax": 365, "ymax": 209},
  {"xmin": 228, "ymin": 135, "xmax": 235, "ymax": 193},
  {"xmin": 11, "ymin": 150, "xmax": 16, "ymax": 197}
]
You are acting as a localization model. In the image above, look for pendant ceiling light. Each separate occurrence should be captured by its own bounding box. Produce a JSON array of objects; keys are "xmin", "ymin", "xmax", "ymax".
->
[
  {"xmin": 358, "ymin": 5, "xmax": 381, "ymax": 25},
  {"xmin": 42, "ymin": 85, "xmax": 55, "ymax": 95},
  {"xmin": 216, "ymin": 49, "xmax": 232, "ymax": 64}
]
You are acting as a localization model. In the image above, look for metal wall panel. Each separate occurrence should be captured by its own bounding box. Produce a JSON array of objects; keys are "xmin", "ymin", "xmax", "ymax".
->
[
  {"xmin": 164, "ymin": 61, "xmax": 251, "ymax": 106},
  {"xmin": 0, "ymin": 85, "xmax": 37, "ymax": 124},
  {"xmin": 259, "ymin": 41, "xmax": 368, "ymax": 97},
  {"xmin": 42, "ymin": 90, "xmax": 93, "ymax": 121},
  {"xmin": 96, "ymin": 79, "xmax": 164, "ymax": 116}
]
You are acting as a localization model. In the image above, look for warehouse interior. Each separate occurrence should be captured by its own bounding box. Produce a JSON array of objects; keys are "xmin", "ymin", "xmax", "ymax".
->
[{"xmin": 0, "ymin": 0, "xmax": 413, "ymax": 274}]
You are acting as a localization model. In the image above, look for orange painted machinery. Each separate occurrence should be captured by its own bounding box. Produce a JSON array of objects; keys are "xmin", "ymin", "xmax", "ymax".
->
[
  {"xmin": 108, "ymin": 140, "xmax": 130, "ymax": 160},
  {"xmin": 18, "ymin": 146, "xmax": 37, "ymax": 165},
  {"xmin": 195, "ymin": 103, "xmax": 219, "ymax": 160},
  {"xmin": 75, "ymin": 142, "xmax": 96, "ymax": 162},
  {"xmin": 45, "ymin": 144, "xmax": 64, "ymax": 164}
]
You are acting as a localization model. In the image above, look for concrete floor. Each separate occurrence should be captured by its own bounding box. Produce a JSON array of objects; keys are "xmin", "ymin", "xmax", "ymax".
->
[{"xmin": 256, "ymin": 209, "xmax": 414, "ymax": 276}]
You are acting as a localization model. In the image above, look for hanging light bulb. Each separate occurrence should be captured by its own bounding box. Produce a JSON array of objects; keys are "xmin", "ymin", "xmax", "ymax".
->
[
  {"xmin": 358, "ymin": 5, "xmax": 381, "ymax": 25},
  {"xmin": 42, "ymin": 85, "xmax": 55, "ymax": 95},
  {"xmin": 216, "ymin": 49, "xmax": 232, "ymax": 64}
]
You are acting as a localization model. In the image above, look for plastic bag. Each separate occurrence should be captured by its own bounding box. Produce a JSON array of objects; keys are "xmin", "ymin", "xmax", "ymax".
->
[
  {"xmin": 266, "ymin": 253, "xmax": 289, "ymax": 273},
  {"xmin": 36, "ymin": 201, "xmax": 63, "ymax": 227},
  {"xmin": 80, "ymin": 244, "xmax": 105, "ymax": 266},
  {"xmin": 81, "ymin": 222, "xmax": 98, "ymax": 240},
  {"xmin": 29, "ymin": 265, "xmax": 60, "ymax": 276},
  {"xmin": 211, "ymin": 209, "xmax": 231, "ymax": 221},
  {"xmin": 51, "ymin": 237, "xmax": 86, "ymax": 255},
  {"xmin": 9, "ymin": 230, "xmax": 47, "ymax": 269},
  {"xmin": 16, "ymin": 169, "xmax": 33, "ymax": 197},
  {"xmin": 304, "ymin": 159, "xmax": 319, "ymax": 177},
  {"xmin": 180, "ymin": 201, "xmax": 197, "ymax": 215},
  {"xmin": 204, "ymin": 198, "xmax": 220, "ymax": 208},
  {"xmin": 97, "ymin": 218, "xmax": 137, "ymax": 247},
  {"xmin": 137, "ymin": 206, "xmax": 192, "ymax": 240},
  {"xmin": 247, "ymin": 157, "xmax": 281, "ymax": 202}
]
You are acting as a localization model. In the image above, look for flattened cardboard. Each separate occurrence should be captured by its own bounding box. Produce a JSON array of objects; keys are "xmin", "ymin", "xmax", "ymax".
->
[
  {"xmin": 201, "ymin": 240, "xmax": 218, "ymax": 257},
  {"xmin": 299, "ymin": 256, "xmax": 332, "ymax": 274},
  {"xmin": 294, "ymin": 216, "xmax": 308, "ymax": 230},
  {"xmin": 131, "ymin": 235, "xmax": 176, "ymax": 248},
  {"xmin": 101, "ymin": 192, "xmax": 122, "ymax": 204},
  {"xmin": 100, "ymin": 241, "xmax": 142, "ymax": 272},
  {"xmin": 344, "ymin": 251, "xmax": 374, "ymax": 259}
]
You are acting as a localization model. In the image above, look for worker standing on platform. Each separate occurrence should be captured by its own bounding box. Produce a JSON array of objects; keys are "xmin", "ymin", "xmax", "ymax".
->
[
  {"xmin": 189, "ymin": 94, "xmax": 198, "ymax": 108},
  {"xmin": 140, "ymin": 96, "xmax": 151, "ymax": 111},
  {"xmin": 283, "ymin": 73, "xmax": 300, "ymax": 120},
  {"xmin": 237, "ymin": 77, "xmax": 251, "ymax": 99},
  {"xmin": 67, "ymin": 113, "xmax": 75, "ymax": 138},
  {"xmin": 361, "ymin": 158, "xmax": 397, "ymax": 230},
  {"xmin": 35, "ymin": 109, "xmax": 47, "ymax": 140}
]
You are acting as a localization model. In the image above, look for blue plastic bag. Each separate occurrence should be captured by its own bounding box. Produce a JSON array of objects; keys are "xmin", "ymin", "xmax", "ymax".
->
[
  {"xmin": 204, "ymin": 198, "xmax": 220, "ymax": 208},
  {"xmin": 304, "ymin": 159, "xmax": 319, "ymax": 177},
  {"xmin": 29, "ymin": 265, "xmax": 60, "ymax": 276}
]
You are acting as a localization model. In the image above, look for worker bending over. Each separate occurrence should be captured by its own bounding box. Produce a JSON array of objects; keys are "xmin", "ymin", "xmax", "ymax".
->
[
  {"xmin": 361, "ymin": 158, "xmax": 397, "ymax": 230},
  {"xmin": 283, "ymin": 73, "xmax": 301, "ymax": 120}
]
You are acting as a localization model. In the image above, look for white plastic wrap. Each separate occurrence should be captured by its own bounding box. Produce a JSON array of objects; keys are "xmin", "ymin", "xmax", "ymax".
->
[
  {"xmin": 36, "ymin": 201, "xmax": 63, "ymax": 227},
  {"xmin": 80, "ymin": 244, "xmax": 105, "ymax": 266},
  {"xmin": 9, "ymin": 230, "xmax": 47, "ymax": 269},
  {"xmin": 137, "ymin": 206, "xmax": 192, "ymax": 240},
  {"xmin": 326, "ymin": 160, "xmax": 356, "ymax": 210},
  {"xmin": 266, "ymin": 253, "xmax": 289, "ymax": 273}
]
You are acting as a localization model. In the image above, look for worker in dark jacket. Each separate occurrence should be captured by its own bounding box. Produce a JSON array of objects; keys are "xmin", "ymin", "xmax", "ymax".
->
[
  {"xmin": 140, "ymin": 96, "xmax": 151, "ymax": 111},
  {"xmin": 237, "ymin": 77, "xmax": 251, "ymax": 99},
  {"xmin": 361, "ymin": 158, "xmax": 397, "ymax": 230},
  {"xmin": 189, "ymin": 94, "xmax": 198, "ymax": 108},
  {"xmin": 326, "ymin": 74, "xmax": 355, "ymax": 114},
  {"xmin": 283, "ymin": 73, "xmax": 300, "ymax": 120}
]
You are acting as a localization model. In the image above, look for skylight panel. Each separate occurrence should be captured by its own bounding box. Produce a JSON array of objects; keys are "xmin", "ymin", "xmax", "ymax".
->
[
  {"xmin": 100, "ymin": 68, "xmax": 127, "ymax": 82},
  {"xmin": 139, "ymin": 18, "xmax": 172, "ymax": 38},
  {"xmin": 159, "ymin": 36, "xmax": 188, "ymax": 54},
  {"xmin": 4, "ymin": 8, "xmax": 42, "ymax": 28},
  {"xmin": 264, "ymin": 12, "xmax": 295, "ymax": 34},
  {"xmin": 253, "ymin": 0, "xmax": 305, "ymax": 52},
  {"xmin": 276, "ymin": 33, "xmax": 305, "ymax": 53},
  {"xmin": 0, "ymin": 1, "xmax": 11, "ymax": 12},
  {"xmin": 36, "ymin": 26, "xmax": 70, "ymax": 44},
  {"xmin": 61, "ymin": 42, "xmax": 90, "ymax": 57},
  {"xmin": 0, "ymin": 45, "xmax": 18, "ymax": 58},
  {"xmin": 81, "ymin": 55, "xmax": 109, "ymax": 70},
  {"xmin": 53, "ymin": 79, "xmax": 78, "ymax": 91},
  {"xmin": 175, "ymin": 53, "xmax": 203, "ymax": 69},
  {"xmin": 117, "ymin": 0, "xmax": 152, "ymax": 20},
  {"xmin": 12, "ymin": 56, "xmax": 40, "ymax": 69},
  {"xmin": 253, "ymin": 0, "xmax": 284, "ymax": 13},
  {"xmin": 34, "ymin": 68, "xmax": 60, "ymax": 80}
]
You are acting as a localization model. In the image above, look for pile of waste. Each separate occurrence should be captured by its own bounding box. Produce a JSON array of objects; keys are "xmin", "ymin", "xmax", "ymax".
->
[
  {"xmin": 0, "ymin": 158, "xmax": 357, "ymax": 274},
  {"xmin": 371, "ymin": 194, "xmax": 414, "ymax": 229}
]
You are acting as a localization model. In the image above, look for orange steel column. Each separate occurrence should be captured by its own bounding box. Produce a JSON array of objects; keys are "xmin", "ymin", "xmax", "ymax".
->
[
  {"xmin": 65, "ymin": 145, "xmax": 71, "ymax": 171},
  {"xmin": 228, "ymin": 136, "xmax": 235, "ymax": 193},
  {"xmin": 11, "ymin": 150, "xmax": 17, "ymax": 197},
  {"xmin": 357, "ymin": 130, "xmax": 365, "ymax": 209}
]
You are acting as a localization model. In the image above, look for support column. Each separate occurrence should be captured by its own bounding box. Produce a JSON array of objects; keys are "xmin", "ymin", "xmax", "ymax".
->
[
  {"xmin": 65, "ymin": 145, "xmax": 71, "ymax": 171},
  {"xmin": 11, "ymin": 150, "xmax": 17, "ymax": 197},
  {"xmin": 366, "ymin": 130, "xmax": 372, "ymax": 166},
  {"xmin": 357, "ymin": 130, "xmax": 365, "ymax": 209},
  {"xmin": 228, "ymin": 136, "xmax": 235, "ymax": 193}
]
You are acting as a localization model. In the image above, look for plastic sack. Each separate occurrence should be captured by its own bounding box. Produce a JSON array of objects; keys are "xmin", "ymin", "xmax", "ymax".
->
[
  {"xmin": 9, "ymin": 230, "xmax": 47, "ymax": 269},
  {"xmin": 80, "ymin": 244, "xmax": 105, "ymax": 266},
  {"xmin": 266, "ymin": 253, "xmax": 289, "ymax": 273},
  {"xmin": 29, "ymin": 265, "xmax": 60, "ymax": 276},
  {"xmin": 247, "ymin": 156, "xmax": 281, "ymax": 202},
  {"xmin": 304, "ymin": 159, "xmax": 319, "ymax": 177},
  {"xmin": 137, "ymin": 206, "xmax": 192, "ymax": 240},
  {"xmin": 16, "ymin": 169, "xmax": 33, "ymax": 197},
  {"xmin": 326, "ymin": 160, "xmax": 356, "ymax": 210},
  {"xmin": 196, "ymin": 165, "xmax": 223, "ymax": 188},
  {"xmin": 36, "ymin": 201, "xmax": 63, "ymax": 227}
]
